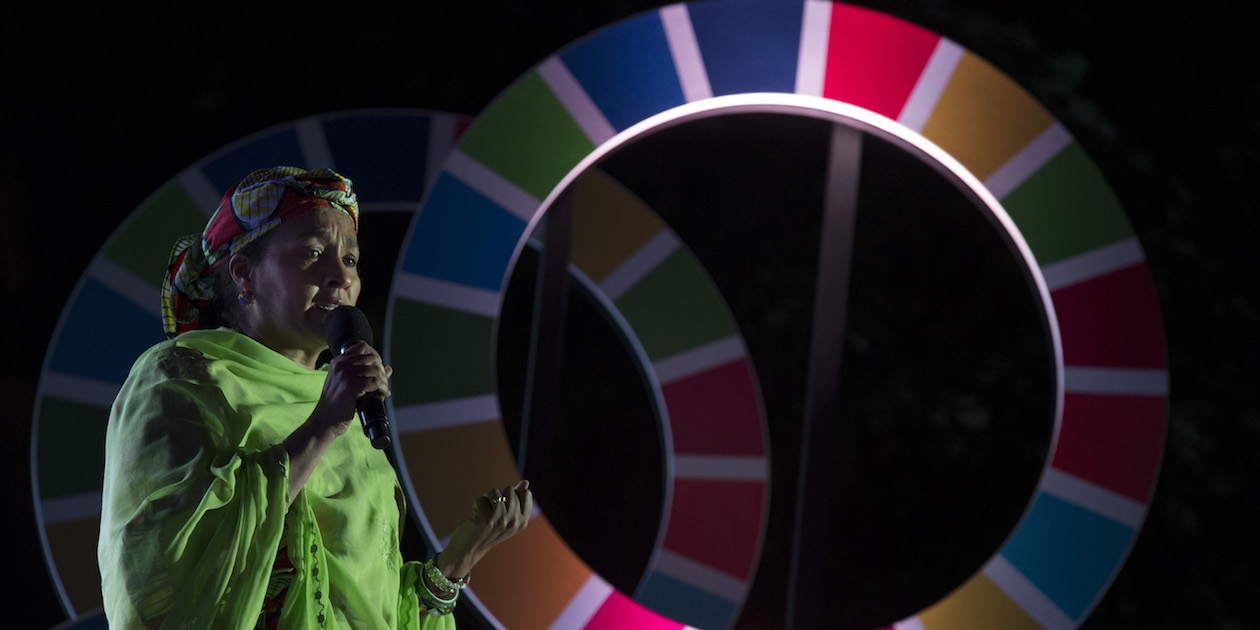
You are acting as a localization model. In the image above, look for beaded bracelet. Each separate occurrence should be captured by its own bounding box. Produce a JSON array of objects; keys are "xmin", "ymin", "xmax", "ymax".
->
[
  {"xmin": 425, "ymin": 555, "xmax": 471, "ymax": 596},
  {"xmin": 418, "ymin": 587, "xmax": 456, "ymax": 617},
  {"xmin": 418, "ymin": 556, "xmax": 470, "ymax": 616}
]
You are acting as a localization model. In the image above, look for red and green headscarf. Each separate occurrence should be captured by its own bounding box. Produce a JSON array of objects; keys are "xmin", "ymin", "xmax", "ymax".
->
[{"xmin": 161, "ymin": 166, "xmax": 360, "ymax": 337}]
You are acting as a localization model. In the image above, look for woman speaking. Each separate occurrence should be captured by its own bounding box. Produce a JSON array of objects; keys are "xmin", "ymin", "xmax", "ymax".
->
[{"xmin": 98, "ymin": 167, "xmax": 530, "ymax": 628}]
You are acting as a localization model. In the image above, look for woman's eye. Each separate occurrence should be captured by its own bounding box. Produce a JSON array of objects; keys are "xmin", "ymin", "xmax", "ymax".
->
[
  {"xmin": 306, "ymin": 248, "xmax": 323, "ymax": 259},
  {"xmin": 344, "ymin": 256, "xmax": 358, "ymax": 268}
]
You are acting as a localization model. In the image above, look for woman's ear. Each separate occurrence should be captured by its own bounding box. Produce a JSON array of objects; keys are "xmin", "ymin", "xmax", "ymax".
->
[{"xmin": 227, "ymin": 253, "xmax": 254, "ymax": 295}]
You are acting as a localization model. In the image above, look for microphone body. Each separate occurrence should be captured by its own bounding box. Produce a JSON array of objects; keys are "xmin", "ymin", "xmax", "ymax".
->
[
  {"xmin": 349, "ymin": 382, "xmax": 391, "ymax": 450},
  {"xmin": 325, "ymin": 306, "xmax": 392, "ymax": 450}
]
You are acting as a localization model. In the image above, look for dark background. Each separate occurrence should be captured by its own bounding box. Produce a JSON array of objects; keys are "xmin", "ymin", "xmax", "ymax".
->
[{"xmin": 3, "ymin": 1, "xmax": 1256, "ymax": 628}]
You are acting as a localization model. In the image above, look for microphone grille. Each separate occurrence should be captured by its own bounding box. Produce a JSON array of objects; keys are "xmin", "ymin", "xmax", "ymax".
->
[{"xmin": 325, "ymin": 305, "xmax": 374, "ymax": 353}]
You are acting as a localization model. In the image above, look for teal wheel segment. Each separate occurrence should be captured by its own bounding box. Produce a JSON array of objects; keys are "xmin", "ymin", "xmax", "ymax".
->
[{"xmin": 999, "ymin": 492, "xmax": 1138, "ymax": 621}]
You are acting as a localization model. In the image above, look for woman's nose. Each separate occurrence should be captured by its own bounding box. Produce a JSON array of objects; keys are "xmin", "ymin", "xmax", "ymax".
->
[{"xmin": 325, "ymin": 257, "xmax": 354, "ymax": 288}]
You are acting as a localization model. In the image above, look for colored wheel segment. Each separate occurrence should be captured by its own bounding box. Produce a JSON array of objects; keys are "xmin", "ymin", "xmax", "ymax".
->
[
  {"xmin": 31, "ymin": 109, "xmax": 468, "ymax": 618},
  {"xmin": 388, "ymin": 2, "xmax": 1166, "ymax": 629}
]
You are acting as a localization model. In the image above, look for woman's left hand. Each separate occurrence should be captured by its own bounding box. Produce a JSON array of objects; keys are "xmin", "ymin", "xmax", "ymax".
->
[{"xmin": 436, "ymin": 481, "xmax": 533, "ymax": 578}]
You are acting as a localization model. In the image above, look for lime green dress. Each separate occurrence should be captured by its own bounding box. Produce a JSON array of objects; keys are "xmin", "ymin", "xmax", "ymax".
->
[{"xmin": 98, "ymin": 329, "xmax": 455, "ymax": 629}]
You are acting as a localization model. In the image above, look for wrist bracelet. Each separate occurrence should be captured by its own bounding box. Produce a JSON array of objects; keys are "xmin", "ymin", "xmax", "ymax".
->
[
  {"xmin": 417, "ymin": 586, "xmax": 456, "ymax": 617},
  {"xmin": 418, "ymin": 556, "xmax": 468, "ymax": 616},
  {"xmin": 424, "ymin": 555, "xmax": 471, "ymax": 596}
]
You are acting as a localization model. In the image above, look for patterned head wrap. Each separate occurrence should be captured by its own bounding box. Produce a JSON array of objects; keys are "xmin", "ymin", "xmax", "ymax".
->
[{"xmin": 161, "ymin": 166, "xmax": 360, "ymax": 337}]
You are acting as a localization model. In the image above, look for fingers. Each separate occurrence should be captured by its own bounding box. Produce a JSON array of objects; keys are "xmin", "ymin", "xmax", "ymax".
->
[
  {"xmin": 329, "ymin": 343, "xmax": 392, "ymax": 398},
  {"xmin": 317, "ymin": 343, "xmax": 392, "ymax": 427},
  {"xmin": 337, "ymin": 341, "xmax": 379, "ymax": 359},
  {"xmin": 484, "ymin": 487, "xmax": 512, "ymax": 516},
  {"xmin": 513, "ymin": 480, "xmax": 532, "ymax": 517},
  {"xmin": 478, "ymin": 482, "xmax": 532, "ymax": 522},
  {"xmin": 498, "ymin": 483, "xmax": 531, "ymax": 518}
]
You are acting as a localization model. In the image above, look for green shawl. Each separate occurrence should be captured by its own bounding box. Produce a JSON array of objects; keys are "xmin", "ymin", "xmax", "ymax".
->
[{"xmin": 98, "ymin": 329, "xmax": 454, "ymax": 629}]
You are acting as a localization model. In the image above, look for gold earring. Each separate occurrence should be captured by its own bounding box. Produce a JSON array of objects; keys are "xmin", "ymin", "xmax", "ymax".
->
[{"xmin": 238, "ymin": 291, "xmax": 255, "ymax": 306}]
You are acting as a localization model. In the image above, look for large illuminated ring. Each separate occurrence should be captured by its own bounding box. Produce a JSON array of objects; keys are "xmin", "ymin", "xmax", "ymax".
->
[{"xmin": 386, "ymin": 2, "xmax": 1167, "ymax": 629}]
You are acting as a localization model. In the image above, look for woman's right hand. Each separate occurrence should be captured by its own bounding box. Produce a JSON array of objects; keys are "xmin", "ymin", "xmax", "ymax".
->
[{"xmin": 310, "ymin": 341, "xmax": 393, "ymax": 435}]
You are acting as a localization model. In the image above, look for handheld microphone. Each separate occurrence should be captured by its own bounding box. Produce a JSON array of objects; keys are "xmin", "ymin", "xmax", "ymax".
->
[{"xmin": 324, "ymin": 305, "xmax": 391, "ymax": 449}]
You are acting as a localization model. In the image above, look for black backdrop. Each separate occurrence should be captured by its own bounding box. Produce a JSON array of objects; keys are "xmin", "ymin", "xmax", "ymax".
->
[{"xmin": 4, "ymin": 1, "xmax": 1257, "ymax": 628}]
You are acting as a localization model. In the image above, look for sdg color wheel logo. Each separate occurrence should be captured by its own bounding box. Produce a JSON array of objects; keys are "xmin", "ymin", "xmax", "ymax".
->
[{"xmin": 32, "ymin": 3, "xmax": 1166, "ymax": 630}]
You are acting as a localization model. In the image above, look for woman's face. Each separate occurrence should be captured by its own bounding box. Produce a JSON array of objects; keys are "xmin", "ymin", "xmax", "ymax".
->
[{"xmin": 235, "ymin": 207, "xmax": 361, "ymax": 364}]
